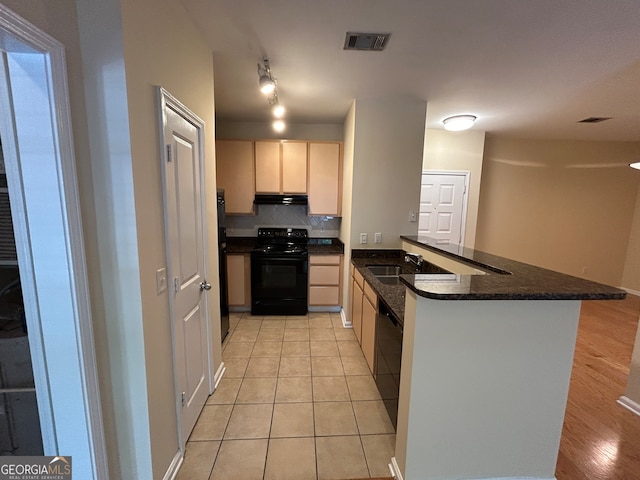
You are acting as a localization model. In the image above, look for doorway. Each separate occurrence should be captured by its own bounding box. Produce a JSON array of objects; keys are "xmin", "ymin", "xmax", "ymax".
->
[{"xmin": 0, "ymin": 5, "xmax": 107, "ymax": 478}]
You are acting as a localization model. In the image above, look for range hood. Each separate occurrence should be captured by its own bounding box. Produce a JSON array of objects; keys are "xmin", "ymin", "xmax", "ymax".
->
[{"xmin": 254, "ymin": 194, "xmax": 308, "ymax": 206}]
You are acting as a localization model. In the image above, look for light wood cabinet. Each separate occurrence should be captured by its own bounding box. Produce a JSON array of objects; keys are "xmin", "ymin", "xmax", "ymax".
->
[
  {"xmin": 308, "ymin": 142, "xmax": 342, "ymax": 216},
  {"xmin": 216, "ymin": 141, "xmax": 255, "ymax": 214},
  {"xmin": 351, "ymin": 277, "xmax": 363, "ymax": 344},
  {"xmin": 350, "ymin": 266, "xmax": 365, "ymax": 344},
  {"xmin": 361, "ymin": 281, "xmax": 378, "ymax": 374},
  {"xmin": 227, "ymin": 254, "xmax": 250, "ymax": 308},
  {"xmin": 309, "ymin": 254, "xmax": 342, "ymax": 307},
  {"xmin": 255, "ymin": 140, "xmax": 307, "ymax": 194}
]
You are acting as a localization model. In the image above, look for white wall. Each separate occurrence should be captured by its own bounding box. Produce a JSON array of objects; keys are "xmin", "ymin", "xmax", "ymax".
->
[
  {"xmin": 476, "ymin": 136, "xmax": 640, "ymax": 288},
  {"xmin": 120, "ymin": 0, "xmax": 218, "ymax": 477},
  {"xmin": 75, "ymin": 0, "xmax": 153, "ymax": 477},
  {"xmin": 76, "ymin": 0, "xmax": 218, "ymax": 477},
  {"xmin": 350, "ymin": 96, "xmax": 426, "ymax": 249},
  {"xmin": 216, "ymin": 121, "xmax": 343, "ymax": 141},
  {"xmin": 622, "ymin": 184, "xmax": 640, "ymax": 293},
  {"xmin": 340, "ymin": 101, "xmax": 356, "ymax": 319},
  {"xmin": 422, "ymin": 129, "xmax": 486, "ymax": 248}
]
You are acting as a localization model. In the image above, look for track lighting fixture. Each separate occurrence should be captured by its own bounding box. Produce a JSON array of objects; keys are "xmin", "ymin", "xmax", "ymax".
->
[
  {"xmin": 257, "ymin": 58, "xmax": 276, "ymax": 95},
  {"xmin": 258, "ymin": 57, "xmax": 287, "ymax": 132}
]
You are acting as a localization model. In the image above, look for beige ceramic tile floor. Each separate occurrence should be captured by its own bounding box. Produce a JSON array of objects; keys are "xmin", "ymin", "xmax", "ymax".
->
[{"xmin": 177, "ymin": 312, "xmax": 395, "ymax": 480}]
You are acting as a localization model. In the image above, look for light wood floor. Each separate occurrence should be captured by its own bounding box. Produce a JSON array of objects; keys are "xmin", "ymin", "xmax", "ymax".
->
[{"xmin": 555, "ymin": 294, "xmax": 640, "ymax": 480}]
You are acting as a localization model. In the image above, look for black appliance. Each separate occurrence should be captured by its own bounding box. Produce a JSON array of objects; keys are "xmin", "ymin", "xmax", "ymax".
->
[
  {"xmin": 217, "ymin": 189, "xmax": 229, "ymax": 341},
  {"xmin": 251, "ymin": 227, "xmax": 309, "ymax": 315},
  {"xmin": 253, "ymin": 194, "xmax": 308, "ymax": 206},
  {"xmin": 375, "ymin": 302, "xmax": 403, "ymax": 429}
]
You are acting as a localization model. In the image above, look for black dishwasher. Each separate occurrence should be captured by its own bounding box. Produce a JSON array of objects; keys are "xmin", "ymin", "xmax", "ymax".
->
[{"xmin": 375, "ymin": 301, "xmax": 403, "ymax": 429}]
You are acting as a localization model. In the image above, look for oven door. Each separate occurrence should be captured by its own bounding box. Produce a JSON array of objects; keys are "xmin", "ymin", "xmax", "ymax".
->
[{"xmin": 251, "ymin": 252, "xmax": 308, "ymax": 315}]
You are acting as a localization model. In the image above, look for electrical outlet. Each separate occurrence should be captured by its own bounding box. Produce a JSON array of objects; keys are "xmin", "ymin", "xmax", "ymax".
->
[
  {"xmin": 374, "ymin": 232, "xmax": 382, "ymax": 244},
  {"xmin": 360, "ymin": 233, "xmax": 368, "ymax": 244},
  {"xmin": 409, "ymin": 211, "xmax": 417, "ymax": 222},
  {"xmin": 156, "ymin": 268, "xmax": 167, "ymax": 294}
]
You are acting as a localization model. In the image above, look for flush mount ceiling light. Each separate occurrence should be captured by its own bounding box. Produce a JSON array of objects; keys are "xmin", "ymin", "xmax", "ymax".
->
[
  {"xmin": 630, "ymin": 162, "xmax": 640, "ymax": 170},
  {"xmin": 257, "ymin": 57, "xmax": 276, "ymax": 95},
  {"xmin": 443, "ymin": 115, "xmax": 477, "ymax": 132}
]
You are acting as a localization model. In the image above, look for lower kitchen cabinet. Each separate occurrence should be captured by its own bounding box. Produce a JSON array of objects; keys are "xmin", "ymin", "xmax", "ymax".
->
[
  {"xmin": 350, "ymin": 266, "xmax": 364, "ymax": 344},
  {"xmin": 227, "ymin": 254, "xmax": 250, "ymax": 308},
  {"xmin": 361, "ymin": 281, "xmax": 378, "ymax": 374},
  {"xmin": 309, "ymin": 254, "xmax": 343, "ymax": 307}
]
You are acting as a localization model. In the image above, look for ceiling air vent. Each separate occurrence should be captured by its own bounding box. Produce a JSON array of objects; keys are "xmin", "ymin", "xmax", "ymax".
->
[
  {"xmin": 578, "ymin": 117, "xmax": 612, "ymax": 123},
  {"xmin": 344, "ymin": 32, "xmax": 390, "ymax": 51}
]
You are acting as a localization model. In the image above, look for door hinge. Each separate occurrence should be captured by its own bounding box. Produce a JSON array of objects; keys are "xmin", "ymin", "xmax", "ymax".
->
[
  {"xmin": 174, "ymin": 277, "xmax": 179, "ymax": 294},
  {"xmin": 166, "ymin": 144, "xmax": 172, "ymax": 163},
  {"xmin": 180, "ymin": 391, "xmax": 186, "ymax": 407}
]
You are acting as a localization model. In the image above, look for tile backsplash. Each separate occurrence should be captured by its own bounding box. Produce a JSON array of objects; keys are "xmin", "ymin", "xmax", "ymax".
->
[{"xmin": 226, "ymin": 205, "xmax": 341, "ymax": 238}]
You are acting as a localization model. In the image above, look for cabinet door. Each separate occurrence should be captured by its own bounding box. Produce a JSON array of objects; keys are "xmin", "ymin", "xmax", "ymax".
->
[
  {"xmin": 351, "ymin": 279, "xmax": 363, "ymax": 344},
  {"xmin": 255, "ymin": 141, "xmax": 281, "ymax": 193},
  {"xmin": 282, "ymin": 142, "xmax": 308, "ymax": 193},
  {"xmin": 362, "ymin": 295, "xmax": 377, "ymax": 374},
  {"xmin": 227, "ymin": 254, "xmax": 249, "ymax": 306},
  {"xmin": 309, "ymin": 142, "xmax": 341, "ymax": 216},
  {"xmin": 216, "ymin": 141, "xmax": 255, "ymax": 214}
]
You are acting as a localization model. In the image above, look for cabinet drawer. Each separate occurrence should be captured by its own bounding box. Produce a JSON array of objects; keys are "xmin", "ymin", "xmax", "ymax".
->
[
  {"xmin": 354, "ymin": 268, "xmax": 364, "ymax": 289},
  {"xmin": 364, "ymin": 281, "xmax": 378, "ymax": 306},
  {"xmin": 310, "ymin": 254, "xmax": 341, "ymax": 265},
  {"xmin": 309, "ymin": 286, "xmax": 340, "ymax": 305},
  {"xmin": 310, "ymin": 265, "xmax": 340, "ymax": 285}
]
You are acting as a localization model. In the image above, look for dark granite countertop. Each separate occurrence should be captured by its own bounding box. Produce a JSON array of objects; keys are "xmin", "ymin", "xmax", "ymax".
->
[
  {"xmin": 226, "ymin": 236, "xmax": 344, "ymax": 255},
  {"xmin": 351, "ymin": 250, "xmax": 410, "ymax": 325},
  {"xmin": 400, "ymin": 235, "xmax": 626, "ymax": 301},
  {"xmin": 308, "ymin": 238, "xmax": 344, "ymax": 254},
  {"xmin": 226, "ymin": 237, "xmax": 255, "ymax": 254}
]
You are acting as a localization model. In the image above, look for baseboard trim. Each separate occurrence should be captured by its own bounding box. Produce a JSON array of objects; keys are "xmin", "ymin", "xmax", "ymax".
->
[
  {"xmin": 162, "ymin": 449, "xmax": 183, "ymax": 480},
  {"xmin": 389, "ymin": 457, "xmax": 403, "ymax": 480},
  {"xmin": 214, "ymin": 362, "xmax": 226, "ymax": 391},
  {"xmin": 622, "ymin": 287, "xmax": 640, "ymax": 297},
  {"xmin": 618, "ymin": 395, "xmax": 640, "ymax": 417},
  {"xmin": 340, "ymin": 308, "xmax": 352, "ymax": 328}
]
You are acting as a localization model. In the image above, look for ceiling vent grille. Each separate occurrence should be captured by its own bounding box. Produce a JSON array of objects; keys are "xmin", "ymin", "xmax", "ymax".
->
[
  {"xmin": 578, "ymin": 117, "xmax": 612, "ymax": 123},
  {"xmin": 344, "ymin": 32, "xmax": 390, "ymax": 51}
]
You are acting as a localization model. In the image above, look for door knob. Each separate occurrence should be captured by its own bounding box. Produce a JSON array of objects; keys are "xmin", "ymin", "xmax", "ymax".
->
[{"xmin": 199, "ymin": 281, "xmax": 212, "ymax": 291}]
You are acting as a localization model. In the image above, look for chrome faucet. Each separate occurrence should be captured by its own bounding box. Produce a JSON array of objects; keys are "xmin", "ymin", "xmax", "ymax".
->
[{"xmin": 404, "ymin": 252, "xmax": 423, "ymax": 268}]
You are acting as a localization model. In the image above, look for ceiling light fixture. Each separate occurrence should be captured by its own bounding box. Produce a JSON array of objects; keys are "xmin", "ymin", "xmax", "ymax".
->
[
  {"xmin": 258, "ymin": 57, "xmax": 287, "ymax": 132},
  {"xmin": 272, "ymin": 119, "xmax": 286, "ymax": 132},
  {"xmin": 257, "ymin": 57, "xmax": 276, "ymax": 95},
  {"xmin": 272, "ymin": 103, "xmax": 285, "ymax": 118},
  {"xmin": 630, "ymin": 162, "xmax": 640, "ymax": 170},
  {"xmin": 443, "ymin": 114, "xmax": 477, "ymax": 132}
]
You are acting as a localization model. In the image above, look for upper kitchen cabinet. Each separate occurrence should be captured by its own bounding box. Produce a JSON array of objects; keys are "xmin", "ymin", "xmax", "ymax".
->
[
  {"xmin": 255, "ymin": 140, "xmax": 307, "ymax": 194},
  {"xmin": 216, "ymin": 140, "xmax": 255, "ymax": 215},
  {"xmin": 308, "ymin": 142, "xmax": 342, "ymax": 216}
]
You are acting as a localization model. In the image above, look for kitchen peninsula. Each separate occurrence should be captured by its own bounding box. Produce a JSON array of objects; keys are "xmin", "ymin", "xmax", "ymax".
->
[{"xmin": 352, "ymin": 235, "xmax": 625, "ymax": 480}]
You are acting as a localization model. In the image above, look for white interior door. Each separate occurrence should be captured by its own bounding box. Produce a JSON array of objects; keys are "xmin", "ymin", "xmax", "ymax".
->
[
  {"xmin": 419, "ymin": 172, "xmax": 468, "ymax": 246},
  {"xmin": 160, "ymin": 90, "xmax": 210, "ymax": 441}
]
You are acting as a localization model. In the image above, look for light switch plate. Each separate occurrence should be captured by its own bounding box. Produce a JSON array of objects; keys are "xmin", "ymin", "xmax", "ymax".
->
[
  {"xmin": 409, "ymin": 211, "xmax": 417, "ymax": 222},
  {"xmin": 156, "ymin": 267, "xmax": 167, "ymax": 294},
  {"xmin": 374, "ymin": 233, "xmax": 382, "ymax": 244},
  {"xmin": 360, "ymin": 233, "xmax": 368, "ymax": 244}
]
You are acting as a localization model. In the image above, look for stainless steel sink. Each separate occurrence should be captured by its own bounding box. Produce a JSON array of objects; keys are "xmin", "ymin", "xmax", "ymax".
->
[
  {"xmin": 376, "ymin": 276, "xmax": 402, "ymax": 285},
  {"xmin": 366, "ymin": 265, "xmax": 402, "ymax": 276}
]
